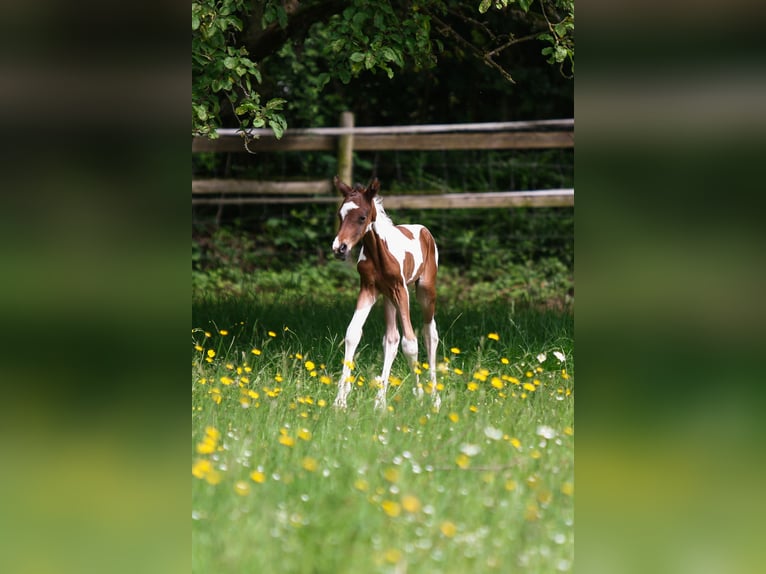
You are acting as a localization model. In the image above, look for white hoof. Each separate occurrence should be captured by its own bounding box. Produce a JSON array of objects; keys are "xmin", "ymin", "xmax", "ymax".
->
[
  {"xmin": 333, "ymin": 396, "xmax": 347, "ymax": 409},
  {"xmin": 374, "ymin": 391, "xmax": 387, "ymax": 411}
]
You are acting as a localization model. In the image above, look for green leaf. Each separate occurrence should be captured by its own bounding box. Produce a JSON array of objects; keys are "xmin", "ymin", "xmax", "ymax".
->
[
  {"xmin": 349, "ymin": 52, "xmax": 365, "ymax": 63},
  {"xmin": 268, "ymin": 116, "xmax": 287, "ymax": 139},
  {"xmin": 223, "ymin": 56, "xmax": 237, "ymax": 69},
  {"xmin": 555, "ymin": 22, "xmax": 571, "ymax": 37},
  {"xmin": 518, "ymin": 0, "xmax": 532, "ymax": 12},
  {"xmin": 478, "ymin": 0, "xmax": 492, "ymax": 14}
]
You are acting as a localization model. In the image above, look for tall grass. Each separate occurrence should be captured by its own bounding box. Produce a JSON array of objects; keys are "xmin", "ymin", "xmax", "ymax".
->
[{"xmin": 192, "ymin": 293, "xmax": 573, "ymax": 573}]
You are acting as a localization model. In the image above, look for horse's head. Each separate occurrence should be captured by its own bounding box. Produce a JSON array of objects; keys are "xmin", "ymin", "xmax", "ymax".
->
[{"xmin": 332, "ymin": 176, "xmax": 379, "ymax": 260}]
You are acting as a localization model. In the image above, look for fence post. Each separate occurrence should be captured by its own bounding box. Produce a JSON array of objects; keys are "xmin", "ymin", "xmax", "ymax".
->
[{"xmin": 337, "ymin": 111, "xmax": 354, "ymax": 184}]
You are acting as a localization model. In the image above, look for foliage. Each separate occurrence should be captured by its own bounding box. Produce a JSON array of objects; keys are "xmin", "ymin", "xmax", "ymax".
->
[
  {"xmin": 191, "ymin": 0, "xmax": 575, "ymax": 136},
  {"xmin": 191, "ymin": 210, "xmax": 573, "ymax": 310},
  {"xmin": 480, "ymin": 0, "xmax": 574, "ymax": 75},
  {"xmin": 192, "ymin": 293, "xmax": 573, "ymax": 572},
  {"xmin": 192, "ymin": 0, "xmax": 287, "ymax": 138}
]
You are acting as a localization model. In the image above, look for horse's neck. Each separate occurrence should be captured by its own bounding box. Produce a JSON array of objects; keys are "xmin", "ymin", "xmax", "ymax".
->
[{"xmin": 363, "ymin": 201, "xmax": 396, "ymax": 253}]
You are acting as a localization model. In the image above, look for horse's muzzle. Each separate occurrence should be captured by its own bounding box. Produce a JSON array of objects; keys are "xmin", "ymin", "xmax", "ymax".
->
[{"xmin": 334, "ymin": 242, "xmax": 349, "ymax": 260}]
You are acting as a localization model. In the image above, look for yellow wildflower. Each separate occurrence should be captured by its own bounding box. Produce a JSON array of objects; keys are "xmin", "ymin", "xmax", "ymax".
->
[
  {"xmin": 206, "ymin": 349, "xmax": 215, "ymax": 358},
  {"xmin": 234, "ymin": 480, "xmax": 250, "ymax": 496},
  {"xmin": 204, "ymin": 469, "xmax": 222, "ymax": 485},
  {"xmin": 384, "ymin": 549, "xmax": 402, "ymax": 564},
  {"xmin": 473, "ymin": 368, "xmax": 489, "ymax": 382},
  {"xmin": 490, "ymin": 377, "xmax": 504, "ymax": 389},
  {"xmin": 523, "ymin": 382, "xmax": 536, "ymax": 392},
  {"xmin": 448, "ymin": 412, "xmax": 459, "ymax": 423},
  {"xmin": 450, "ymin": 347, "xmax": 461, "ymax": 354},
  {"xmin": 297, "ymin": 428, "xmax": 312, "ymax": 441},
  {"xmin": 537, "ymin": 488, "xmax": 553, "ymax": 506},
  {"xmin": 487, "ymin": 332, "xmax": 500, "ymax": 341},
  {"xmin": 383, "ymin": 467, "xmax": 399, "ymax": 483},
  {"xmin": 268, "ymin": 331, "xmax": 277, "ymax": 337},
  {"xmin": 250, "ymin": 470, "xmax": 266, "ymax": 484},
  {"xmin": 251, "ymin": 348, "xmax": 262, "ymax": 356},
  {"xmin": 192, "ymin": 459, "xmax": 212, "ymax": 479},
  {"xmin": 402, "ymin": 494, "xmax": 422, "ymax": 514},
  {"xmin": 219, "ymin": 330, "xmax": 228, "ymax": 336},
  {"xmin": 279, "ymin": 435, "xmax": 295, "ymax": 447},
  {"xmin": 455, "ymin": 454, "xmax": 470, "ymax": 469},
  {"xmin": 440, "ymin": 521, "xmax": 457, "ymax": 538},
  {"xmin": 524, "ymin": 503, "xmax": 540, "ymax": 521},
  {"xmin": 467, "ymin": 381, "xmax": 479, "ymax": 392},
  {"xmin": 302, "ymin": 457, "xmax": 318, "ymax": 472},
  {"xmin": 381, "ymin": 500, "xmax": 401, "ymax": 517}
]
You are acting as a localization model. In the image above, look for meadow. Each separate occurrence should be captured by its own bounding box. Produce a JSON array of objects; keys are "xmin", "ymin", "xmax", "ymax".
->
[{"xmin": 192, "ymin": 289, "xmax": 573, "ymax": 573}]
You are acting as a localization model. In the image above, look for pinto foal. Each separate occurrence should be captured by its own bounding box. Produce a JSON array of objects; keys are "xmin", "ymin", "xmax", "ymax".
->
[{"xmin": 331, "ymin": 176, "xmax": 441, "ymax": 411}]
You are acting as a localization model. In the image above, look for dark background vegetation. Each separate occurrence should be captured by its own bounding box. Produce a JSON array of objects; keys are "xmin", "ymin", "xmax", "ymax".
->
[{"xmin": 192, "ymin": 21, "xmax": 574, "ymax": 309}]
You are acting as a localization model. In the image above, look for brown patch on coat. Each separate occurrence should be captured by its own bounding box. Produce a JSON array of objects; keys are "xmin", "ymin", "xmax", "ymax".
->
[
  {"xmin": 396, "ymin": 225, "xmax": 415, "ymax": 240},
  {"xmin": 402, "ymin": 252, "xmax": 416, "ymax": 282}
]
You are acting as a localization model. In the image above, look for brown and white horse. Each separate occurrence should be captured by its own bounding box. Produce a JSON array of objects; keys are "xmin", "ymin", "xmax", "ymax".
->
[{"xmin": 331, "ymin": 176, "xmax": 441, "ymax": 411}]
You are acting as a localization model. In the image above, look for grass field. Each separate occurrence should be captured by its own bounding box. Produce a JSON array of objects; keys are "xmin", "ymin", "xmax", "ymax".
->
[{"xmin": 192, "ymin": 291, "xmax": 574, "ymax": 573}]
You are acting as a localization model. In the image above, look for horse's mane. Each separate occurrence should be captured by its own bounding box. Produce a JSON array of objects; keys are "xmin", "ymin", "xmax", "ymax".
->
[{"xmin": 373, "ymin": 196, "xmax": 394, "ymax": 229}]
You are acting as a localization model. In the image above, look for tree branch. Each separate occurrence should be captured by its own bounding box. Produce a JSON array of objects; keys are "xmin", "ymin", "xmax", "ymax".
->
[
  {"xmin": 246, "ymin": 0, "xmax": 349, "ymax": 62},
  {"xmin": 428, "ymin": 12, "xmax": 520, "ymax": 84}
]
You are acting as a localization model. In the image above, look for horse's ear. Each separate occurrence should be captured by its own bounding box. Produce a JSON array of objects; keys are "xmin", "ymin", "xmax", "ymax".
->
[
  {"xmin": 366, "ymin": 178, "xmax": 380, "ymax": 198},
  {"xmin": 333, "ymin": 175, "xmax": 353, "ymax": 196}
]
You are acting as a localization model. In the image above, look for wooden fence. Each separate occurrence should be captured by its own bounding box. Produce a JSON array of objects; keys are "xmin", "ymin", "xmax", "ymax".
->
[{"xmin": 192, "ymin": 113, "xmax": 574, "ymax": 209}]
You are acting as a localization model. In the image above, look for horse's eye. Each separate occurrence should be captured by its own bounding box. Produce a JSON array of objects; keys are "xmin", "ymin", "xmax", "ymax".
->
[{"xmin": 359, "ymin": 215, "xmax": 367, "ymax": 223}]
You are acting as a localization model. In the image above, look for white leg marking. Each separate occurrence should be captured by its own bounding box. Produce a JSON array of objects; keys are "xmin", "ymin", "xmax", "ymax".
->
[
  {"xmin": 375, "ymin": 298, "xmax": 400, "ymax": 410},
  {"xmin": 401, "ymin": 335, "xmax": 422, "ymax": 398},
  {"xmin": 424, "ymin": 319, "xmax": 441, "ymax": 410},
  {"xmin": 334, "ymin": 299, "xmax": 374, "ymax": 408}
]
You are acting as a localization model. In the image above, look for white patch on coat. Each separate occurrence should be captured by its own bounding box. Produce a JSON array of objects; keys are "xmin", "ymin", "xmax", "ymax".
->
[{"xmin": 370, "ymin": 198, "xmax": 426, "ymax": 283}]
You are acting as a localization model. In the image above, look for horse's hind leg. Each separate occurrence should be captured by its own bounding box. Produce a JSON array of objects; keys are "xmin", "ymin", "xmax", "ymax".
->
[{"xmin": 416, "ymin": 279, "xmax": 440, "ymax": 410}]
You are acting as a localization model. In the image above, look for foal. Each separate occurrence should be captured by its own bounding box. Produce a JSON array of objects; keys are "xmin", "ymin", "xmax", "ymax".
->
[{"xmin": 331, "ymin": 176, "xmax": 441, "ymax": 410}]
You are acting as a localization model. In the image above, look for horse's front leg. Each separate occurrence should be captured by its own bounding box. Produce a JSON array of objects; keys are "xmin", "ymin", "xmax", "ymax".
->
[
  {"xmin": 334, "ymin": 288, "xmax": 376, "ymax": 408},
  {"xmin": 375, "ymin": 297, "xmax": 400, "ymax": 410}
]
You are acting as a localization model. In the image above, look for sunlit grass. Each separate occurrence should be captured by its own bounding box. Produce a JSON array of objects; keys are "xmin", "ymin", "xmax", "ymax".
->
[{"xmin": 192, "ymin": 295, "xmax": 573, "ymax": 573}]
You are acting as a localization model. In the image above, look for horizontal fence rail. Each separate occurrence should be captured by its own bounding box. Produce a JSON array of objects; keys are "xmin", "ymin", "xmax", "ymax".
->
[
  {"xmin": 192, "ymin": 115, "xmax": 574, "ymax": 208},
  {"xmin": 192, "ymin": 189, "xmax": 574, "ymax": 208}
]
